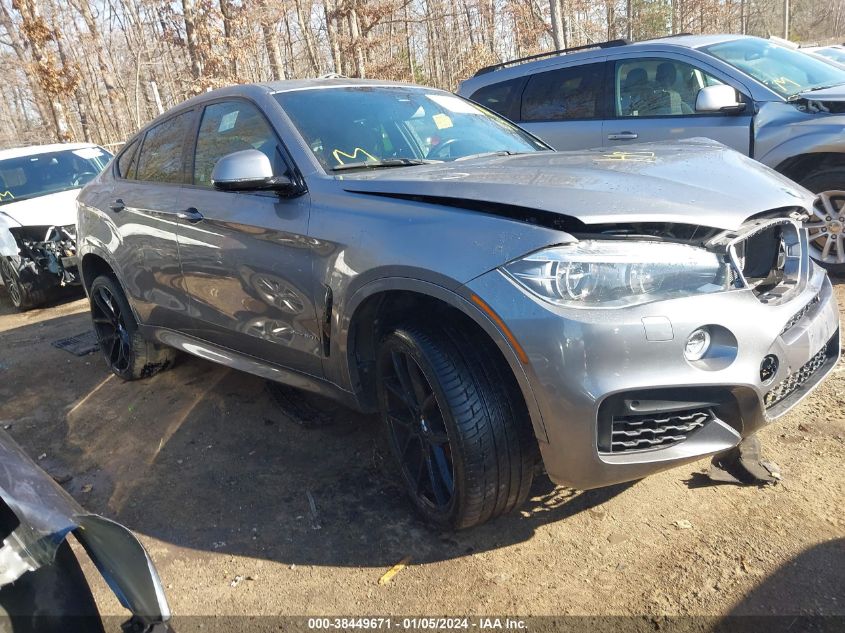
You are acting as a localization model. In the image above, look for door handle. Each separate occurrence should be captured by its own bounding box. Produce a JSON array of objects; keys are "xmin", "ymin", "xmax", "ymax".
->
[
  {"xmin": 109, "ymin": 199, "xmax": 125, "ymax": 212},
  {"xmin": 176, "ymin": 207, "xmax": 204, "ymax": 223},
  {"xmin": 607, "ymin": 132, "xmax": 639, "ymax": 141}
]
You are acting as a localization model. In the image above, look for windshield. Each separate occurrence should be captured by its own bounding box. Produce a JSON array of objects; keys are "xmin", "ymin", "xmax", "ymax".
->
[
  {"xmin": 274, "ymin": 86, "xmax": 547, "ymax": 171},
  {"xmin": 0, "ymin": 147, "xmax": 111, "ymax": 206},
  {"xmin": 815, "ymin": 47, "xmax": 845, "ymax": 65},
  {"xmin": 704, "ymin": 38, "xmax": 845, "ymax": 98}
]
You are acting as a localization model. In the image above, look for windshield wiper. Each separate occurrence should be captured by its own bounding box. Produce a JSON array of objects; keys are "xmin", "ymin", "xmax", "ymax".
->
[
  {"xmin": 331, "ymin": 158, "xmax": 439, "ymax": 172},
  {"xmin": 790, "ymin": 81, "xmax": 845, "ymax": 98}
]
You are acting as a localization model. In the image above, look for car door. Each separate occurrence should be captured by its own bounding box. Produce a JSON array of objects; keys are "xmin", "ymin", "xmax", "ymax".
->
[
  {"xmin": 514, "ymin": 60, "xmax": 608, "ymax": 150},
  {"xmin": 177, "ymin": 98, "xmax": 322, "ymax": 376},
  {"xmin": 602, "ymin": 54, "xmax": 753, "ymax": 154},
  {"xmin": 108, "ymin": 110, "xmax": 195, "ymax": 330}
]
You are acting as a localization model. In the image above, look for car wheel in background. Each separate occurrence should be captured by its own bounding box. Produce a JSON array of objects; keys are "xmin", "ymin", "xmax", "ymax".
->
[
  {"xmin": 0, "ymin": 257, "xmax": 45, "ymax": 311},
  {"xmin": 799, "ymin": 169, "xmax": 845, "ymax": 274},
  {"xmin": 88, "ymin": 274, "xmax": 177, "ymax": 380},
  {"xmin": 376, "ymin": 322, "xmax": 537, "ymax": 530}
]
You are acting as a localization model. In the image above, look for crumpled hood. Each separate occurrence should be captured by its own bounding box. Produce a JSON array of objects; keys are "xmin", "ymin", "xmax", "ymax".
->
[
  {"xmin": 338, "ymin": 139, "xmax": 814, "ymax": 231},
  {"xmin": 0, "ymin": 188, "xmax": 80, "ymax": 228},
  {"xmin": 796, "ymin": 85, "xmax": 845, "ymax": 102}
]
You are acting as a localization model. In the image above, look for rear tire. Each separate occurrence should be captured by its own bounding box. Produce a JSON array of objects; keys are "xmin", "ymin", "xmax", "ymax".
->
[
  {"xmin": 88, "ymin": 274, "xmax": 177, "ymax": 380},
  {"xmin": 0, "ymin": 256, "xmax": 46, "ymax": 311},
  {"xmin": 798, "ymin": 168, "xmax": 845, "ymax": 274},
  {"xmin": 376, "ymin": 321, "xmax": 537, "ymax": 530}
]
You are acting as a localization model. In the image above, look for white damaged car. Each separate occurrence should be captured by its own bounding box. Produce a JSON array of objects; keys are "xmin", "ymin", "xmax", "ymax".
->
[{"xmin": 0, "ymin": 143, "xmax": 112, "ymax": 310}]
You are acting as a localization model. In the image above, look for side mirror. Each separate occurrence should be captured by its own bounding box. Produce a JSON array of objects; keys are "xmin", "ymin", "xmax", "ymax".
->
[
  {"xmin": 211, "ymin": 149, "xmax": 294, "ymax": 193},
  {"xmin": 695, "ymin": 85, "xmax": 746, "ymax": 114}
]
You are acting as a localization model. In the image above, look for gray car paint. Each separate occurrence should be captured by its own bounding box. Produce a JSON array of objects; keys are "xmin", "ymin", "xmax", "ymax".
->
[
  {"xmin": 77, "ymin": 79, "xmax": 840, "ymax": 492},
  {"xmin": 0, "ymin": 430, "xmax": 170, "ymax": 626}
]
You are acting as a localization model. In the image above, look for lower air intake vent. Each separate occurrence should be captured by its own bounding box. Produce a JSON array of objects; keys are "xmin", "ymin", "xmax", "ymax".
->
[
  {"xmin": 764, "ymin": 346, "xmax": 828, "ymax": 409},
  {"xmin": 609, "ymin": 409, "xmax": 713, "ymax": 453}
]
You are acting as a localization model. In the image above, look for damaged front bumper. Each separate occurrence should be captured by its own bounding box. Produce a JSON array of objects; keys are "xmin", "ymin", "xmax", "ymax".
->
[
  {"xmin": 7, "ymin": 224, "xmax": 80, "ymax": 289},
  {"xmin": 0, "ymin": 430, "xmax": 171, "ymax": 630},
  {"xmin": 465, "ymin": 257, "xmax": 840, "ymax": 490}
]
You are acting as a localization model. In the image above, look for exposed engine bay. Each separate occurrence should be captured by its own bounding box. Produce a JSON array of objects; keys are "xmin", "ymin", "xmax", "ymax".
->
[{"xmin": 7, "ymin": 224, "xmax": 79, "ymax": 287}]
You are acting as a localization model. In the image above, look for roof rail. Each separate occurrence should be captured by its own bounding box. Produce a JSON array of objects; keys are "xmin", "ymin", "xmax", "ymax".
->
[
  {"xmin": 646, "ymin": 32, "xmax": 693, "ymax": 40},
  {"xmin": 473, "ymin": 39, "xmax": 629, "ymax": 77}
]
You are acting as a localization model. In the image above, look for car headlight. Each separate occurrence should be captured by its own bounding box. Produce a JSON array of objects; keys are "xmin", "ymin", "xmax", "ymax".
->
[{"xmin": 502, "ymin": 240, "xmax": 733, "ymax": 308}]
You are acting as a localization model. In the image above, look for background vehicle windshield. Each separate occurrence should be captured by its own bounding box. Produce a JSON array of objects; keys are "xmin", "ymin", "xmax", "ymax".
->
[
  {"xmin": 0, "ymin": 147, "xmax": 111, "ymax": 206},
  {"xmin": 814, "ymin": 47, "xmax": 845, "ymax": 65},
  {"xmin": 274, "ymin": 86, "xmax": 547, "ymax": 171},
  {"xmin": 704, "ymin": 38, "xmax": 845, "ymax": 98}
]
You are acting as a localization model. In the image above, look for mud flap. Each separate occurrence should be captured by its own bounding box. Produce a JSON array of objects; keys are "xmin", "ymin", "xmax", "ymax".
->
[{"xmin": 708, "ymin": 435, "xmax": 781, "ymax": 485}]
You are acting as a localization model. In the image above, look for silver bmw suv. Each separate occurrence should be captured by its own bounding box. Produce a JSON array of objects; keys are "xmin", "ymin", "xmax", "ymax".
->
[
  {"xmin": 77, "ymin": 80, "xmax": 840, "ymax": 529},
  {"xmin": 458, "ymin": 34, "xmax": 845, "ymax": 272}
]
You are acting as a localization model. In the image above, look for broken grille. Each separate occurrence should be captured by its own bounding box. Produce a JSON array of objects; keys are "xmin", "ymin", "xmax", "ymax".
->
[
  {"xmin": 727, "ymin": 219, "xmax": 802, "ymax": 305},
  {"xmin": 609, "ymin": 409, "xmax": 713, "ymax": 453},
  {"xmin": 779, "ymin": 293, "xmax": 821, "ymax": 337},
  {"xmin": 764, "ymin": 346, "xmax": 829, "ymax": 409}
]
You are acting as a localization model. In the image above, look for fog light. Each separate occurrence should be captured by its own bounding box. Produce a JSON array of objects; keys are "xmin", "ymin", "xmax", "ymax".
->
[
  {"xmin": 760, "ymin": 354, "xmax": 779, "ymax": 383},
  {"xmin": 684, "ymin": 328, "xmax": 711, "ymax": 361}
]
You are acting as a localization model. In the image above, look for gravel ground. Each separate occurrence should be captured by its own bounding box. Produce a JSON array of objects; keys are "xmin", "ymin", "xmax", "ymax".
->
[{"xmin": 0, "ymin": 279, "xmax": 842, "ymax": 628}]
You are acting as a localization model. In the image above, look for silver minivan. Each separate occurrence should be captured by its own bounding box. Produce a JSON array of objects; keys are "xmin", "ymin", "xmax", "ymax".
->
[{"xmin": 459, "ymin": 34, "xmax": 845, "ymax": 272}]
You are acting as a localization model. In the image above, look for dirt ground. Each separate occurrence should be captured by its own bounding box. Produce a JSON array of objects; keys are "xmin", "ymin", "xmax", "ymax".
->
[{"xmin": 0, "ymin": 279, "xmax": 843, "ymax": 628}]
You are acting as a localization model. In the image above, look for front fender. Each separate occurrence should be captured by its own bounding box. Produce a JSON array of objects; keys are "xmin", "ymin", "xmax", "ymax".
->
[
  {"xmin": 0, "ymin": 214, "xmax": 19, "ymax": 259},
  {"xmin": 754, "ymin": 103, "xmax": 845, "ymax": 168},
  {"xmin": 0, "ymin": 430, "xmax": 170, "ymax": 626},
  {"xmin": 337, "ymin": 276, "xmax": 549, "ymax": 442}
]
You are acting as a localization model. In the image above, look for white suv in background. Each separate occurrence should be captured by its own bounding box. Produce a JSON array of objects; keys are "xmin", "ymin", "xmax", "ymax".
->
[{"xmin": 0, "ymin": 143, "xmax": 112, "ymax": 310}]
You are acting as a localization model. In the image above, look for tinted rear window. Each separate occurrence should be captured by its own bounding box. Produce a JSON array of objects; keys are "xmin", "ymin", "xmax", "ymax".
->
[
  {"xmin": 469, "ymin": 78, "xmax": 523, "ymax": 118},
  {"xmin": 520, "ymin": 62, "xmax": 606, "ymax": 121},
  {"xmin": 136, "ymin": 111, "xmax": 193, "ymax": 183}
]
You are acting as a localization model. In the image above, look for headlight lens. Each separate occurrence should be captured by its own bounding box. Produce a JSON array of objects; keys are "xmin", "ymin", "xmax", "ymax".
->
[{"xmin": 503, "ymin": 240, "xmax": 733, "ymax": 308}]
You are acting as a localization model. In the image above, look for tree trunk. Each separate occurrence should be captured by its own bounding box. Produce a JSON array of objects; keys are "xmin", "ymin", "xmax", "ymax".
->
[
  {"xmin": 182, "ymin": 0, "xmax": 203, "ymax": 79},
  {"xmin": 219, "ymin": 0, "xmax": 239, "ymax": 77},
  {"xmin": 325, "ymin": 0, "xmax": 343, "ymax": 74},
  {"xmin": 348, "ymin": 2, "xmax": 366, "ymax": 78},
  {"xmin": 263, "ymin": 21, "xmax": 286, "ymax": 80},
  {"xmin": 550, "ymin": 0, "xmax": 565, "ymax": 49}
]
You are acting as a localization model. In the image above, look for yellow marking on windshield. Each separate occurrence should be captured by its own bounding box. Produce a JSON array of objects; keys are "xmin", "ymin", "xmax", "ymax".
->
[
  {"xmin": 596, "ymin": 151, "xmax": 656, "ymax": 162},
  {"xmin": 432, "ymin": 113, "xmax": 453, "ymax": 129},
  {"xmin": 332, "ymin": 147, "xmax": 377, "ymax": 165},
  {"xmin": 0, "ymin": 191, "xmax": 14, "ymax": 201}
]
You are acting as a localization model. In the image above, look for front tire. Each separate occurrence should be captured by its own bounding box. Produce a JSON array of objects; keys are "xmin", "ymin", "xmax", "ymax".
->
[
  {"xmin": 88, "ymin": 274, "xmax": 176, "ymax": 380},
  {"xmin": 798, "ymin": 168, "xmax": 845, "ymax": 273},
  {"xmin": 376, "ymin": 322, "xmax": 537, "ymax": 530}
]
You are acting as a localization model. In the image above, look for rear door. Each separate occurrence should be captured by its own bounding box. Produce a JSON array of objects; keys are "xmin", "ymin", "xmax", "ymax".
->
[
  {"xmin": 602, "ymin": 53, "xmax": 753, "ymax": 154},
  {"xmin": 514, "ymin": 60, "xmax": 608, "ymax": 150},
  {"xmin": 108, "ymin": 109, "xmax": 195, "ymax": 329},
  {"xmin": 177, "ymin": 98, "xmax": 322, "ymax": 376}
]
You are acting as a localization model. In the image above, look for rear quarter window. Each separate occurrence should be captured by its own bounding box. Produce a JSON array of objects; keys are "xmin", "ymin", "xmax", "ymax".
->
[
  {"xmin": 116, "ymin": 139, "xmax": 139, "ymax": 179},
  {"xmin": 469, "ymin": 77, "xmax": 524, "ymax": 119}
]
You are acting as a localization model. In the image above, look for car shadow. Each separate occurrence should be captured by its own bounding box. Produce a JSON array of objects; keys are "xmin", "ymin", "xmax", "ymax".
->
[
  {"xmin": 717, "ymin": 538, "xmax": 844, "ymax": 626},
  {"xmin": 0, "ymin": 309, "xmax": 639, "ymax": 568}
]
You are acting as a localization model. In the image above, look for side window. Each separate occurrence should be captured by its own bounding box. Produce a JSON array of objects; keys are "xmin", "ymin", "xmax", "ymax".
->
[
  {"xmin": 615, "ymin": 58, "xmax": 726, "ymax": 117},
  {"xmin": 469, "ymin": 78, "xmax": 523, "ymax": 118},
  {"xmin": 135, "ymin": 111, "xmax": 193, "ymax": 183},
  {"xmin": 520, "ymin": 63, "xmax": 605, "ymax": 122},
  {"xmin": 116, "ymin": 139, "xmax": 139, "ymax": 179},
  {"xmin": 193, "ymin": 101, "xmax": 285, "ymax": 188}
]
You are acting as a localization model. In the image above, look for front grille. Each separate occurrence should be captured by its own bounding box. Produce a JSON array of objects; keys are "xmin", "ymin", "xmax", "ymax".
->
[
  {"xmin": 764, "ymin": 346, "xmax": 829, "ymax": 409},
  {"xmin": 609, "ymin": 408, "xmax": 713, "ymax": 453},
  {"xmin": 728, "ymin": 219, "xmax": 801, "ymax": 305},
  {"xmin": 780, "ymin": 293, "xmax": 821, "ymax": 336}
]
